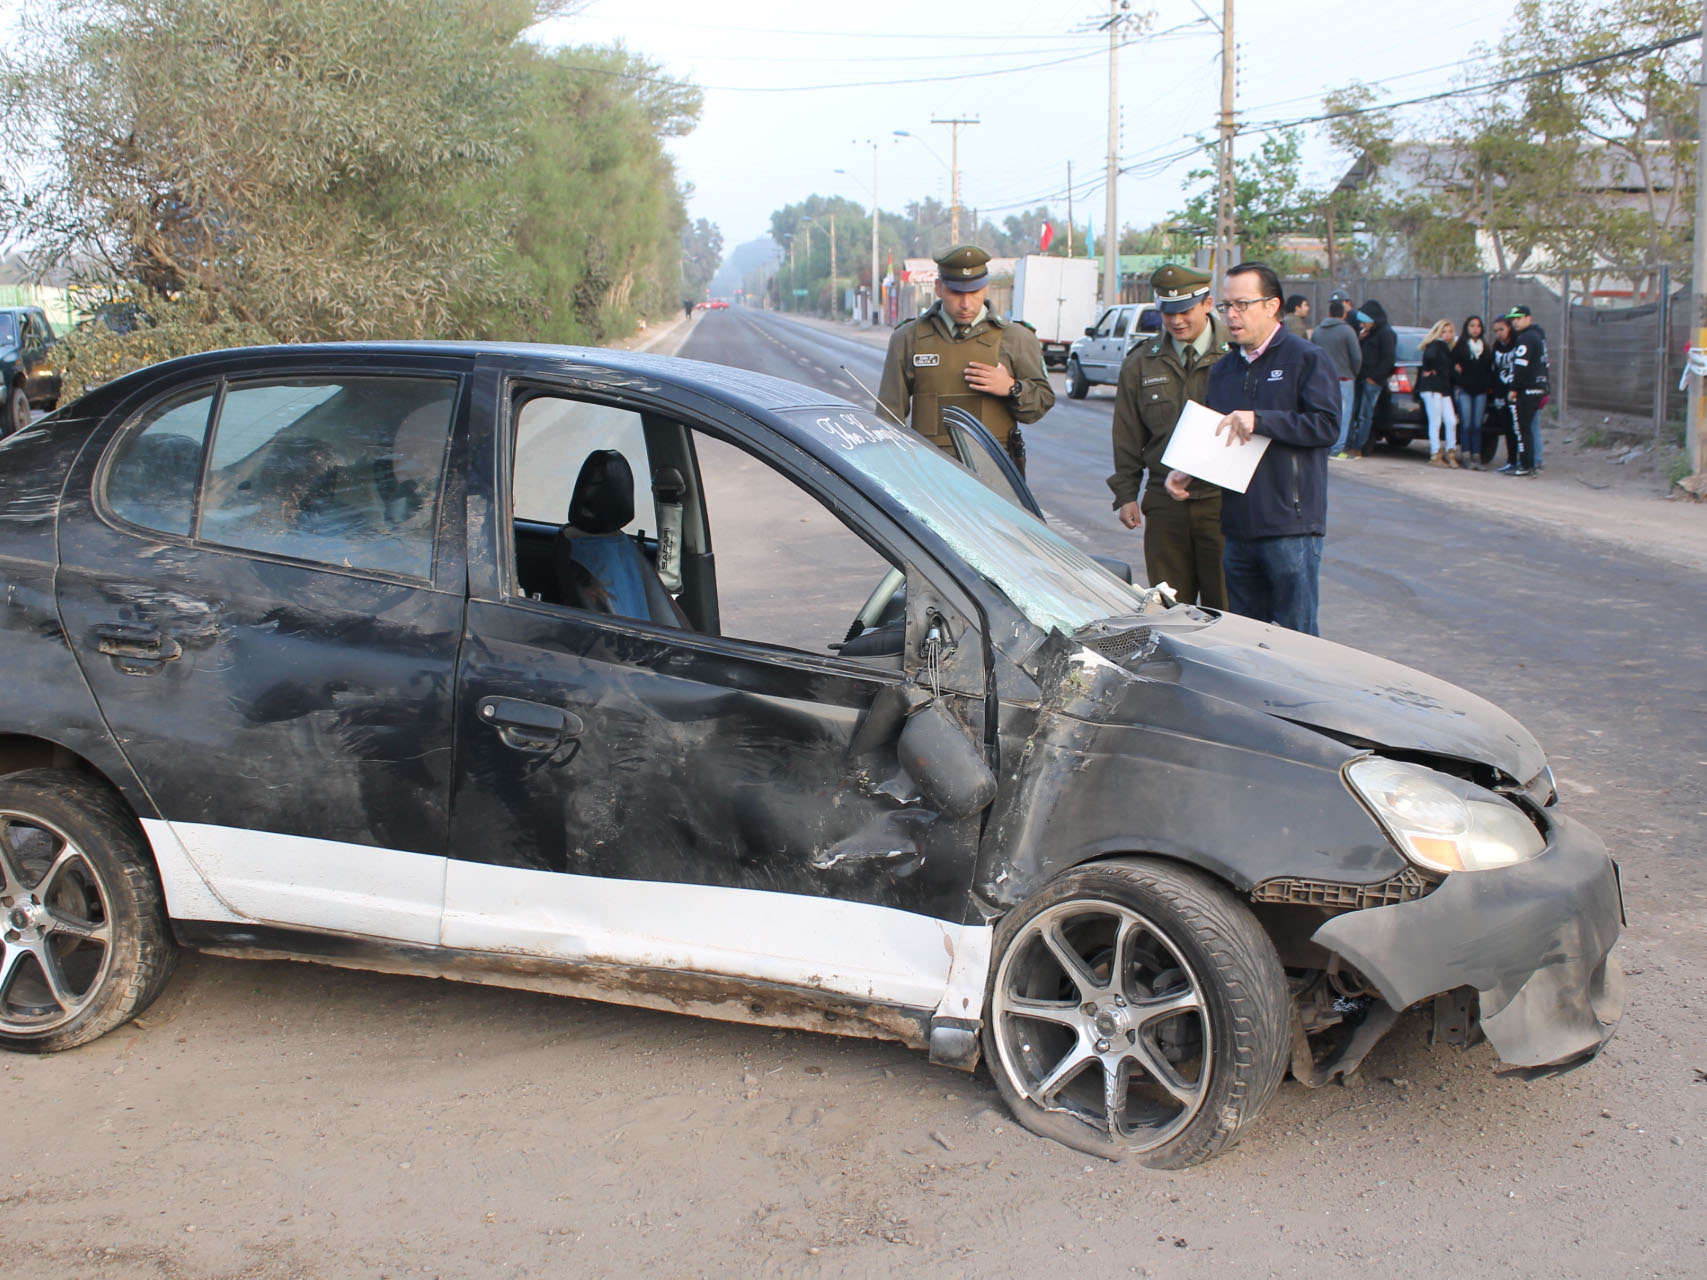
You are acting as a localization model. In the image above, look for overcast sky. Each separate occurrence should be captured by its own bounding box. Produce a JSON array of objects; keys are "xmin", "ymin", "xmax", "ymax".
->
[{"xmin": 536, "ymin": 0, "xmax": 1522, "ymax": 248}]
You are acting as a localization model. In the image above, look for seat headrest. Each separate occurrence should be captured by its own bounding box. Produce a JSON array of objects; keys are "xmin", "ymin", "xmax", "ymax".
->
[{"xmin": 568, "ymin": 449, "xmax": 635, "ymax": 534}]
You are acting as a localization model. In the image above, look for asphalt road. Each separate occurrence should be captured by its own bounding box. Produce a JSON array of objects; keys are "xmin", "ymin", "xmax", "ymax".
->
[{"xmin": 11, "ymin": 308, "xmax": 1704, "ymax": 1280}]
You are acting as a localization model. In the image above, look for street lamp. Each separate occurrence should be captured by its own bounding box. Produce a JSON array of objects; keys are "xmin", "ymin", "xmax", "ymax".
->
[{"xmin": 836, "ymin": 143, "xmax": 884, "ymax": 326}]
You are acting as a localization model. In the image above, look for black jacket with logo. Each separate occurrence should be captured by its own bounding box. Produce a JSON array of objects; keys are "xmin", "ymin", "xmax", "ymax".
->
[
  {"xmin": 1512, "ymin": 326, "xmax": 1549, "ymax": 395},
  {"xmin": 1205, "ymin": 328, "xmax": 1342, "ymax": 540}
]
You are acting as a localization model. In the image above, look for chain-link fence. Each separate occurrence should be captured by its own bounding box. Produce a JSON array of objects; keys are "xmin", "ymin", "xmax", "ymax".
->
[{"xmin": 1121, "ymin": 267, "xmax": 1688, "ymax": 439}]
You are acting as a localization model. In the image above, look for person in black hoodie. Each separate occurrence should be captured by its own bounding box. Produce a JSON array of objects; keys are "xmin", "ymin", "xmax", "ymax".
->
[
  {"xmin": 1163, "ymin": 262, "xmax": 1340, "ymax": 635},
  {"xmin": 1451, "ymin": 315, "xmax": 1495, "ymax": 468},
  {"xmin": 1490, "ymin": 316, "xmax": 1520, "ymax": 471},
  {"xmin": 1343, "ymin": 299, "xmax": 1395, "ymax": 458},
  {"xmin": 1502, "ymin": 304, "xmax": 1548, "ymax": 476}
]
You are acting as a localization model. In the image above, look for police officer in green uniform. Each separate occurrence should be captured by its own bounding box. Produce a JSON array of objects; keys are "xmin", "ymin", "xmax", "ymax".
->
[
  {"xmin": 1107, "ymin": 263, "xmax": 1231, "ymax": 609},
  {"xmin": 878, "ymin": 244, "xmax": 1054, "ymax": 473}
]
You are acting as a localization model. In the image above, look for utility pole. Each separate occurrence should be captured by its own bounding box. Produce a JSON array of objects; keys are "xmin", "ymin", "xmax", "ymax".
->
[
  {"xmin": 931, "ymin": 116, "xmax": 978, "ymax": 242},
  {"xmin": 1689, "ymin": 0, "xmax": 1707, "ymax": 480},
  {"xmin": 829, "ymin": 213, "xmax": 838, "ymax": 320},
  {"xmin": 1215, "ymin": 0, "xmax": 1236, "ymax": 277},
  {"xmin": 1103, "ymin": 0, "xmax": 1121, "ymax": 307}
]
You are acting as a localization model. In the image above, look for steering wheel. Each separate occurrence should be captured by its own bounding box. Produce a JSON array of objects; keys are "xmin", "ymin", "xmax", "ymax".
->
[{"xmin": 839, "ymin": 565, "xmax": 907, "ymax": 651}]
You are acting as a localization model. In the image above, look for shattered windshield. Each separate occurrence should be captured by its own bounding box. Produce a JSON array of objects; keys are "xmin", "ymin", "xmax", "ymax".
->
[{"xmin": 787, "ymin": 407, "xmax": 1145, "ymax": 634}]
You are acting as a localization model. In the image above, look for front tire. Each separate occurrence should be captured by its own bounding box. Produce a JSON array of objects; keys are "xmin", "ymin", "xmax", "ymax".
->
[
  {"xmin": 5, "ymin": 383, "xmax": 29, "ymax": 436},
  {"xmin": 1065, "ymin": 358, "xmax": 1088, "ymax": 400},
  {"xmin": 0, "ymin": 770, "xmax": 177, "ymax": 1052},
  {"xmin": 983, "ymin": 858, "xmax": 1289, "ymax": 1167}
]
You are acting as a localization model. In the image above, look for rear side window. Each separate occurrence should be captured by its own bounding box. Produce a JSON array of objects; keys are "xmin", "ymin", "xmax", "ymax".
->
[
  {"xmin": 104, "ymin": 375, "xmax": 456, "ymax": 579},
  {"xmin": 105, "ymin": 386, "xmax": 215, "ymax": 537}
]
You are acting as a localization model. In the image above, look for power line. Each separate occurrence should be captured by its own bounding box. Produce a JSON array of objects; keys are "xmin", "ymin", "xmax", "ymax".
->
[
  {"xmin": 1239, "ymin": 29, "xmax": 1699, "ymax": 136},
  {"xmin": 555, "ymin": 35, "xmax": 1156, "ymax": 93}
]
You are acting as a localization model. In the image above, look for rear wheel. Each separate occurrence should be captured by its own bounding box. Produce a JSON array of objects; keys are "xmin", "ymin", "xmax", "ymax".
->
[
  {"xmin": 0, "ymin": 770, "xmax": 176, "ymax": 1052},
  {"xmin": 5, "ymin": 383, "xmax": 29, "ymax": 436},
  {"xmin": 983, "ymin": 858, "xmax": 1289, "ymax": 1167},
  {"xmin": 1065, "ymin": 358, "xmax": 1088, "ymax": 400}
]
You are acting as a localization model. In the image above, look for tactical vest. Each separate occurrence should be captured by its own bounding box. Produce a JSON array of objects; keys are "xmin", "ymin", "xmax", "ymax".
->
[{"xmin": 909, "ymin": 320, "xmax": 1016, "ymax": 451}]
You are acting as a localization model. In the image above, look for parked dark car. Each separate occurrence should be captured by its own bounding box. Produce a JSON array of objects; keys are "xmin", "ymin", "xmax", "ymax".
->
[
  {"xmin": 0, "ymin": 342, "xmax": 1622, "ymax": 1166},
  {"xmin": 1, "ymin": 305, "xmax": 61, "ymax": 435},
  {"xmin": 1371, "ymin": 325, "xmax": 1428, "ymax": 449}
]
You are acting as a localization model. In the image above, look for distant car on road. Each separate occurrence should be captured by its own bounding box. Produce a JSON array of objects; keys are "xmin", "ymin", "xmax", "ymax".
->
[
  {"xmin": 1, "ymin": 305, "xmax": 61, "ymax": 435},
  {"xmin": 1064, "ymin": 303, "xmax": 1162, "ymax": 398},
  {"xmin": 698, "ymin": 299, "xmax": 730, "ymax": 311}
]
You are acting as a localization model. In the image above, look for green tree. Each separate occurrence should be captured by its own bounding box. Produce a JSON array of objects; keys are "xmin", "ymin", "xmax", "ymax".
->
[
  {"xmin": 0, "ymin": 0, "xmax": 564, "ymax": 340},
  {"xmin": 1175, "ymin": 130, "xmax": 1315, "ymax": 263},
  {"xmin": 1430, "ymin": 0, "xmax": 1697, "ymax": 277},
  {"xmin": 477, "ymin": 42, "xmax": 701, "ymax": 343},
  {"xmin": 681, "ymin": 217, "xmax": 725, "ymax": 301}
]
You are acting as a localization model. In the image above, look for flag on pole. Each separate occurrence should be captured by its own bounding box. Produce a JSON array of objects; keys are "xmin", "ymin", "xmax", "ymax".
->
[
  {"xmin": 1084, "ymin": 215, "xmax": 1094, "ymax": 257},
  {"xmin": 1039, "ymin": 221, "xmax": 1054, "ymax": 253}
]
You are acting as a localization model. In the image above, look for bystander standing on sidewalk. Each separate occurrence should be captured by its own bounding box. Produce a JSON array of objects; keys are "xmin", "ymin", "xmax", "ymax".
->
[
  {"xmin": 1491, "ymin": 316, "xmax": 1521, "ymax": 472},
  {"xmin": 1501, "ymin": 305, "xmax": 1548, "ymax": 476},
  {"xmin": 1418, "ymin": 320, "xmax": 1461, "ymax": 467},
  {"xmin": 1343, "ymin": 300, "xmax": 1395, "ymax": 459},
  {"xmin": 1452, "ymin": 315, "xmax": 1495, "ymax": 469},
  {"xmin": 1312, "ymin": 299, "xmax": 1362, "ymax": 455},
  {"xmin": 1282, "ymin": 295, "xmax": 1311, "ymax": 339},
  {"xmin": 1508, "ymin": 305, "xmax": 1550, "ymax": 471}
]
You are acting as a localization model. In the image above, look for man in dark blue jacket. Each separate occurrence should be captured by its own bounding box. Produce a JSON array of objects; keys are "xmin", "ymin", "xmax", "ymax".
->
[{"xmin": 1165, "ymin": 262, "xmax": 1341, "ymax": 635}]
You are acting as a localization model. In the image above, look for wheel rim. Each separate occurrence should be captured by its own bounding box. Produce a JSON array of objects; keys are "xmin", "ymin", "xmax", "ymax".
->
[
  {"xmin": 992, "ymin": 898, "xmax": 1210, "ymax": 1150},
  {"xmin": 0, "ymin": 811, "xmax": 115, "ymax": 1034}
]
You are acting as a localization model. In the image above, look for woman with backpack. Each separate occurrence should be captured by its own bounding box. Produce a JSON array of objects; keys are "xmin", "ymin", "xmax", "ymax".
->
[{"xmin": 1417, "ymin": 319, "xmax": 1460, "ymax": 467}]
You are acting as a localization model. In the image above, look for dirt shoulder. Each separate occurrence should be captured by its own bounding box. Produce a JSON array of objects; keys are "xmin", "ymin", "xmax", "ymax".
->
[{"xmin": 1337, "ymin": 410, "xmax": 1707, "ymax": 574}]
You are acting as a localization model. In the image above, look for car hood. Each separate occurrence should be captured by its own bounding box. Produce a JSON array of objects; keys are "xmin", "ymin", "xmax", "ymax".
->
[{"xmin": 1126, "ymin": 612, "xmax": 1547, "ymax": 782}]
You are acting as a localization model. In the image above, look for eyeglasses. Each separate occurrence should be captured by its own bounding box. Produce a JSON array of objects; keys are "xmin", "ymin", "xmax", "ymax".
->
[{"xmin": 1214, "ymin": 297, "xmax": 1275, "ymax": 315}]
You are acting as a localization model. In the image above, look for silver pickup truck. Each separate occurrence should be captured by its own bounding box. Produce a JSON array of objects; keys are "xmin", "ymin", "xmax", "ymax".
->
[{"xmin": 1064, "ymin": 303, "xmax": 1161, "ymax": 398}]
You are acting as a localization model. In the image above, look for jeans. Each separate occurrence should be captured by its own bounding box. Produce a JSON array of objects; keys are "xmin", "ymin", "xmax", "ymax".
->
[
  {"xmin": 1422, "ymin": 390, "xmax": 1458, "ymax": 453},
  {"xmin": 1455, "ymin": 390, "xmax": 1486, "ymax": 460},
  {"xmin": 1333, "ymin": 379, "xmax": 1356, "ymax": 451},
  {"xmin": 1223, "ymin": 534, "xmax": 1324, "ymax": 636},
  {"xmin": 1347, "ymin": 378, "xmax": 1380, "ymax": 452}
]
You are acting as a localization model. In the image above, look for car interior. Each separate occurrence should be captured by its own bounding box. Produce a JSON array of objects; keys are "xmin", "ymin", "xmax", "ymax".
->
[{"xmin": 507, "ymin": 390, "xmax": 906, "ymax": 666}]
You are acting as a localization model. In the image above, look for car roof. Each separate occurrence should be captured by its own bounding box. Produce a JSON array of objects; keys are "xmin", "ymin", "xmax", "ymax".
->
[{"xmin": 75, "ymin": 339, "xmax": 861, "ymax": 431}]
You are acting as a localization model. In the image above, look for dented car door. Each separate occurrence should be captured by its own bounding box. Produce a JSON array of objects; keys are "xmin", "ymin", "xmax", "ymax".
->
[{"xmin": 442, "ymin": 358, "xmax": 994, "ymax": 1011}]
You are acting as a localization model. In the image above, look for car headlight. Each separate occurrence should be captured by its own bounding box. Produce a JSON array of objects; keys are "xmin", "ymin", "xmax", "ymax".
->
[{"xmin": 1345, "ymin": 757, "xmax": 1546, "ymax": 874}]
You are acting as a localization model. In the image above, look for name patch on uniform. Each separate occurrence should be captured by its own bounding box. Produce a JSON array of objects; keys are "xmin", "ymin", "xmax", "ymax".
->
[
  {"xmin": 1142, "ymin": 375, "xmax": 1169, "ymax": 386},
  {"xmin": 913, "ymin": 354, "xmax": 941, "ymax": 367}
]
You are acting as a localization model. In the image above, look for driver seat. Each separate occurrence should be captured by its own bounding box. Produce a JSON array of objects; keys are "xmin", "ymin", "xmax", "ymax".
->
[{"xmin": 555, "ymin": 450, "xmax": 687, "ymax": 627}]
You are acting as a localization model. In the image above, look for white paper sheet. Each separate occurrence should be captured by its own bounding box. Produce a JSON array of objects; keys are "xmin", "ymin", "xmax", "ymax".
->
[{"xmin": 1159, "ymin": 400, "xmax": 1270, "ymax": 494}]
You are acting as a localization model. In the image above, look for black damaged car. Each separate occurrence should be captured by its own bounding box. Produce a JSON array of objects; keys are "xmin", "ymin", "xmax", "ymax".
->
[{"xmin": 0, "ymin": 342, "xmax": 1622, "ymax": 1167}]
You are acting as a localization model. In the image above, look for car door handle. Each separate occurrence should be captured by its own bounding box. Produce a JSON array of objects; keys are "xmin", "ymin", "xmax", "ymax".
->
[
  {"xmin": 477, "ymin": 696, "xmax": 583, "ymax": 752},
  {"xmin": 93, "ymin": 625, "xmax": 183, "ymax": 666}
]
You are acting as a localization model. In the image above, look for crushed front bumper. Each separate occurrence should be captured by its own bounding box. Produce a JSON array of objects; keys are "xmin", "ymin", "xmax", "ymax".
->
[{"xmin": 1312, "ymin": 811, "xmax": 1624, "ymax": 1069}]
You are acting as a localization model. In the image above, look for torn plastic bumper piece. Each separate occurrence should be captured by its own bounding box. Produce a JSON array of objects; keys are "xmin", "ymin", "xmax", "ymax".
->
[{"xmin": 1311, "ymin": 811, "xmax": 1624, "ymax": 1070}]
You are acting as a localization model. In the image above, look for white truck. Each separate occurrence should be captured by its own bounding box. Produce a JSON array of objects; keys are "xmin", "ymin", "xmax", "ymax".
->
[{"xmin": 1009, "ymin": 255, "xmax": 1099, "ymax": 369}]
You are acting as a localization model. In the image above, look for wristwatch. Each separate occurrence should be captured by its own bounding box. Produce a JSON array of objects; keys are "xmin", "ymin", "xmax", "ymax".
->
[{"xmin": 1006, "ymin": 378, "xmax": 1022, "ymax": 400}]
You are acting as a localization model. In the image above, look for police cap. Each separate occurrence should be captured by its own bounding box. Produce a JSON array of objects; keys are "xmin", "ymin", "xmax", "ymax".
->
[
  {"xmin": 1150, "ymin": 263, "xmax": 1212, "ymax": 313},
  {"xmin": 935, "ymin": 244, "xmax": 991, "ymax": 292}
]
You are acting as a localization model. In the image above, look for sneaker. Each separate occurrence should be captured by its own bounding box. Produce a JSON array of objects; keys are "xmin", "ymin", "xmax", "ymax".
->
[
  {"xmin": 1330, "ymin": 450, "xmax": 1355, "ymax": 461},
  {"xmin": 1497, "ymin": 464, "xmax": 1517, "ymax": 474},
  {"xmin": 1513, "ymin": 467, "xmax": 1534, "ymax": 477}
]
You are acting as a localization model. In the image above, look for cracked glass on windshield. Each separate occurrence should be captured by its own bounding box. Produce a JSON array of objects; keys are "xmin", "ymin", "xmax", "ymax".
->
[{"xmin": 787, "ymin": 407, "xmax": 1144, "ymax": 634}]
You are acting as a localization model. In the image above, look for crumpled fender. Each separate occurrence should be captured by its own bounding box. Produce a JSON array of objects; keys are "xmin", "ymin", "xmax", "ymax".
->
[{"xmin": 1311, "ymin": 812, "xmax": 1623, "ymax": 1067}]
